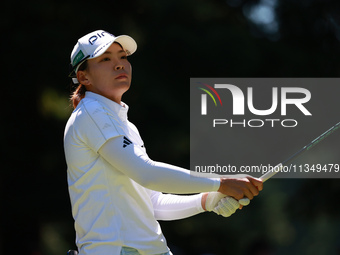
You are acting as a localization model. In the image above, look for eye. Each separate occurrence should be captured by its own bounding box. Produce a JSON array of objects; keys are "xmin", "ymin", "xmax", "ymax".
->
[
  {"xmin": 101, "ymin": 57, "xmax": 110, "ymax": 62},
  {"xmin": 121, "ymin": 55, "xmax": 128, "ymax": 60}
]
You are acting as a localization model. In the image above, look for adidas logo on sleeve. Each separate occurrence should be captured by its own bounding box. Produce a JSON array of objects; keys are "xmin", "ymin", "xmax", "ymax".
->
[{"xmin": 123, "ymin": 136, "xmax": 133, "ymax": 148}]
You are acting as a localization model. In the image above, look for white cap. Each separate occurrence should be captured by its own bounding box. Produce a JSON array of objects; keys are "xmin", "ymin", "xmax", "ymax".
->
[{"xmin": 69, "ymin": 30, "xmax": 137, "ymax": 83}]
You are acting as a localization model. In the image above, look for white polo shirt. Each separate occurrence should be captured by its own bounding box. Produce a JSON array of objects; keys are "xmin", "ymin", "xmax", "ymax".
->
[{"xmin": 64, "ymin": 92, "xmax": 220, "ymax": 255}]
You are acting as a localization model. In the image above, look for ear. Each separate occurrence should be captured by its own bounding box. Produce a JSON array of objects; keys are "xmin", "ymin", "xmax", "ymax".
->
[{"xmin": 77, "ymin": 70, "xmax": 91, "ymax": 86}]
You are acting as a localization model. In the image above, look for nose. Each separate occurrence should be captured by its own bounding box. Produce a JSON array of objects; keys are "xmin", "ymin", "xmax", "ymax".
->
[{"xmin": 115, "ymin": 63, "xmax": 124, "ymax": 71}]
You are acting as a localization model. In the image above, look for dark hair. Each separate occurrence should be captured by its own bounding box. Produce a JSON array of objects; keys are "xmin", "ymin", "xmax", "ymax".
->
[{"xmin": 70, "ymin": 60, "xmax": 88, "ymax": 109}]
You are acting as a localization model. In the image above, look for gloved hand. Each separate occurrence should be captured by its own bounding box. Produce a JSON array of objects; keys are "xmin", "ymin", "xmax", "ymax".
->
[
  {"xmin": 205, "ymin": 192, "xmax": 226, "ymax": 212},
  {"xmin": 205, "ymin": 192, "xmax": 251, "ymax": 217},
  {"xmin": 213, "ymin": 196, "xmax": 239, "ymax": 217}
]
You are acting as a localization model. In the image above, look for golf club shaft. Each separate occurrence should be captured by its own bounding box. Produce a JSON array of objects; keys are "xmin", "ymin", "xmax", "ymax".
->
[{"xmin": 260, "ymin": 121, "xmax": 340, "ymax": 182}]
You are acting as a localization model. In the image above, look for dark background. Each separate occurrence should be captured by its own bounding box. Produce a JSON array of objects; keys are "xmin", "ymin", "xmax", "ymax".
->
[{"xmin": 3, "ymin": 0, "xmax": 340, "ymax": 254}]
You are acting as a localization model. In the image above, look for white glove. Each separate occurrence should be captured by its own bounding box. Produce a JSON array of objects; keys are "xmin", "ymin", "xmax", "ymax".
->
[
  {"xmin": 214, "ymin": 196, "xmax": 240, "ymax": 217},
  {"xmin": 205, "ymin": 192, "xmax": 251, "ymax": 217},
  {"xmin": 205, "ymin": 192, "xmax": 227, "ymax": 212},
  {"xmin": 215, "ymin": 197, "xmax": 251, "ymax": 217}
]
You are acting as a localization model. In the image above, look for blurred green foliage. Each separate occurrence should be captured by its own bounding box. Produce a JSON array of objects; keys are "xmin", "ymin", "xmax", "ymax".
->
[{"xmin": 3, "ymin": 0, "xmax": 340, "ymax": 254}]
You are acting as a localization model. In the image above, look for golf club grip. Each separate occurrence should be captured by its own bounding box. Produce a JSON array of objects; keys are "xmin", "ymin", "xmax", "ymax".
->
[{"xmin": 260, "ymin": 163, "xmax": 283, "ymax": 182}]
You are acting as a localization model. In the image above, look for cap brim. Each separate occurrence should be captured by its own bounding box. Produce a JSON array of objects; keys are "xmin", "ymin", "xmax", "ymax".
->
[
  {"xmin": 115, "ymin": 35, "xmax": 137, "ymax": 56},
  {"xmin": 89, "ymin": 35, "xmax": 137, "ymax": 60}
]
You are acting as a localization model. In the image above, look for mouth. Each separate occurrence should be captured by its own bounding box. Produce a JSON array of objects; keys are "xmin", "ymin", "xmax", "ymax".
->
[{"xmin": 115, "ymin": 73, "xmax": 129, "ymax": 79}]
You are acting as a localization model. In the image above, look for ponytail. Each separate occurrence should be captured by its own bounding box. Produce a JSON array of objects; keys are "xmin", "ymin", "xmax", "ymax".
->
[
  {"xmin": 70, "ymin": 60, "xmax": 88, "ymax": 109},
  {"xmin": 71, "ymin": 84, "xmax": 87, "ymax": 109}
]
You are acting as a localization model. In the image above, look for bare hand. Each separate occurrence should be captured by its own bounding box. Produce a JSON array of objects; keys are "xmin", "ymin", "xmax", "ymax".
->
[{"xmin": 217, "ymin": 175, "xmax": 263, "ymax": 200}]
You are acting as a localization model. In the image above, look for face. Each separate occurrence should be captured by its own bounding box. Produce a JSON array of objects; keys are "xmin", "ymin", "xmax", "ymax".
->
[{"xmin": 77, "ymin": 42, "xmax": 132, "ymax": 104}]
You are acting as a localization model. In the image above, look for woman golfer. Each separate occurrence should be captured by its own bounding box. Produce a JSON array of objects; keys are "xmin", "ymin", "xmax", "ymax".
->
[{"xmin": 64, "ymin": 30, "xmax": 263, "ymax": 255}]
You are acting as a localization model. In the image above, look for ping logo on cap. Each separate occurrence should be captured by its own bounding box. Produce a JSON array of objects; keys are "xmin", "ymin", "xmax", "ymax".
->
[{"xmin": 88, "ymin": 31, "xmax": 110, "ymax": 45}]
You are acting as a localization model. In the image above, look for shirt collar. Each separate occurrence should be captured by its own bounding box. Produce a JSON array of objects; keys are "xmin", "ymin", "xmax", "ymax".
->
[{"xmin": 84, "ymin": 91, "xmax": 129, "ymax": 122}]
